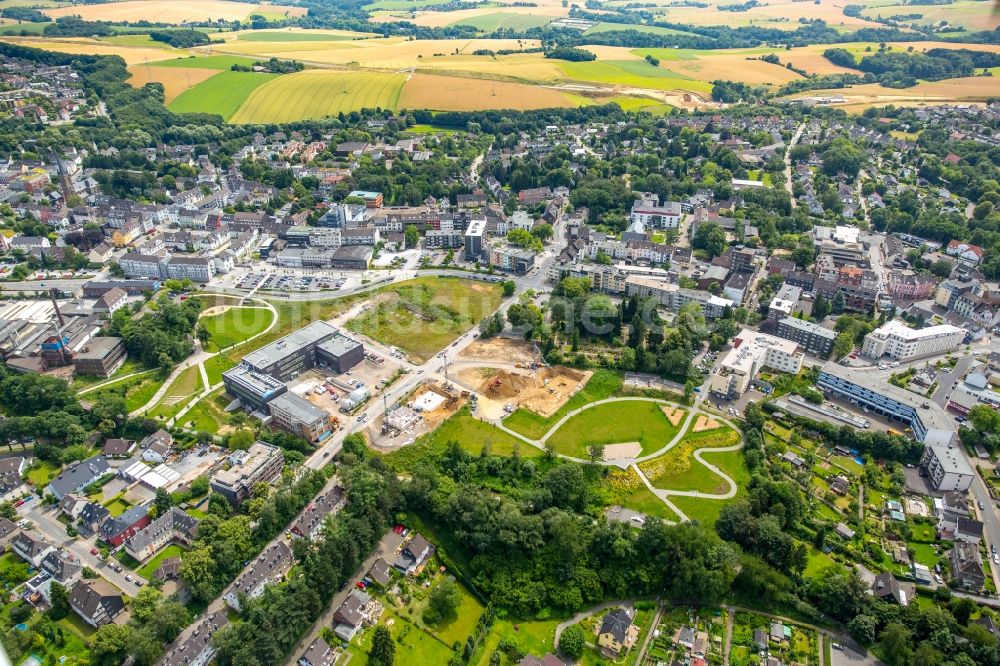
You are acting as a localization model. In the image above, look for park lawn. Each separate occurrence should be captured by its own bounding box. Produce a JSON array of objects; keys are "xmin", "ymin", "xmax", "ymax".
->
[
  {"xmin": 178, "ymin": 390, "xmax": 232, "ymax": 434},
  {"xmin": 136, "ymin": 544, "xmax": 187, "ymax": 579},
  {"xmin": 803, "ymin": 546, "xmax": 837, "ymax": 577},
  {"xmin": 90, "ymin": 372, "xmax": 166, "ymax": 413},
  {"xmin": 545, "ymin": 400, "xmax": 681, "ymax": 458},
  {"xmin": 503, "ymin": 370, "xmax": 623, "ymax": 439},
  {"xmin": 474, "ymin": 618, "xmax": 561, "ymax": 666},
  {"xmin": 201, "ymin": 306, "xmax": 274, "ymax": 351},
  {"xmin": 148, "ymin": 365, "xmax": 203, "ymax": 421},
  {"xmin": 654, "ymin": 446, "xmax": 746, "ymax": 495},
  {"xmin": 26, "ymin": 459, "xmax": 61, "ymax": 487},
  {"xmin": 169, "ymin": 71, "xmax": 278, "ymax": 120},
  {"xmin": 102, "ymin": 496, "xmax": 132, "ymax": 517},
  {"xmin": 384, "ymin": 406, "xmax": 541, "ymax": 470},
  {"xmin": 621, "ymin": 486, "xmax": 681, "ymax": 522},
  {"xmin": 668, "ymin": 495, "xmax": 728, "ymax": 526},
  {"xmin": 639, "ymin": 428, "xmax": 740, "ymax": 491},
  {"xmin": 346, "ymin": 276, "xmax": 503, "ymax": 362},
  {"xmin": 205, "ymin": 355, "xmax": 237, "ymax": 386}
]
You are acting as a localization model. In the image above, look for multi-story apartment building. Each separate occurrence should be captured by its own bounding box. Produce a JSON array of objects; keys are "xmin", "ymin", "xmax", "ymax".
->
[
  {"xmin": 267, "ymin": 392, "xmax": 335, "ymax": 444},
  {"xmin": 816, "ymin": 363, "xmax": 954, "ymax": 445},
  {"xmin": 624, "ymin": 276, "xmax": 735, "ymax": 319},
  {"xmin": 887, "ymin": 272, "xmax": 937, "ymax": 300},
  {"xmin": 224, "ymin": 542, "xmax": 293, "ymax": 611},
  {"xmin": 920, "ymin": 444, "xmax": 974, "ymax": 492},
  {"xmin": 464, "ymin": 219, "xmax": 486, "ymax": 261},
  {"xmin": 164, "ymin": 256, "xmax": 216, "ymax": 283},
  {"xmin": 709, "ymin": 329, "xmax": 803, "ymax": 398},
  {"xmin": 862, "ymin": 320, "xmax": 965, "ymax": 361},
  {"xmin": 123, "ymin": 507, "xmax": 199, "ymax": 563},
  {"xmin": 210, "ymin": 442, "xmax": 284, "ymax": 505},
  {"xmin": 629, "ymin": 194, "xmax": 681, "ymax": 229},
  {"xmin": 775, "ymin": 317, "xmax": 837, "ymax": 358}
]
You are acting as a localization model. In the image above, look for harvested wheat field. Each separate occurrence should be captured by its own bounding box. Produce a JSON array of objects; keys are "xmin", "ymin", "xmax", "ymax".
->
[
  {"xmin": 658, "ymin": 53, "xmax": 802, "ymax": 86},
  {"xmin": 1, "ymin": 38, "xmax": 178, "ymax": 65},
  {"xmin": 789, "ymin": 76, "xmax": 1000, "ymax": 108},
  {"xmin": 400, "ymin": 73, "xmax": 578, "ymax": 110},
  {"xmin": 693, "ymin": 414, "xmax": 722, "ymax": 432},
  {"xmin": 127, "ymin": 65, "xmax": 220, "ymax": 102},
  {"xmin": 44, "ymin": 0, "xmax": 305, "ymax": 23},
  {"xmin": 458, "ymin": 337, "xmax": 541, "ymax": 366},
  {"xmin": 460, "ymin": 366, "xmax": 590, "ymax": 417},
  {"xmin": 660, "ymin": 405, "xmax": 685, "ymax": 427}
]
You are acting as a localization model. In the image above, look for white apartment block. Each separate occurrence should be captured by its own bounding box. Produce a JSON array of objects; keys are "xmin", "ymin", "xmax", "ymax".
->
[
  {"xmin": 710, "ymin": 329, "xmax": 803, "ymax": 398},
  {"xmin": 920, "ymin": 444, "xmax": 974, "ymax": 492},
  {"xmin": 629, "ymin": 195, "xmax": 681, "ymax": 229},
  {"xmin": 862, "ymin": 320, "xmax": 966, "ymax": 361}
]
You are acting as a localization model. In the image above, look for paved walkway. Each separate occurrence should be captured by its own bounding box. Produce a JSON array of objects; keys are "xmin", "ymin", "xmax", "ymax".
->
[{"xmin": 78, "ymin": 368, "xmax": 157, "ymax": 395}]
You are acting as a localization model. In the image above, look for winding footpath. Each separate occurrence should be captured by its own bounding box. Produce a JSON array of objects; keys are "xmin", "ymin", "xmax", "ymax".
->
[{"xmin": 485, "ymin": 394, "xmax": 746, "ymax": 521}]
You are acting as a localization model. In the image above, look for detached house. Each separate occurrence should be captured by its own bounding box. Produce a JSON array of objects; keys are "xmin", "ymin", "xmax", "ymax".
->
[
  {"xmin": 70, "ymin": 579, "xmax": 125, "ymax": 628},
  {"xmin": 951, "ymin": 541, "xmax": 986, "ymax": 590},
  {"xmin": 598, "ymin": 607, "xmax": 636, "ymax": 658},
  {"xmin": 393, "ymin": 533, "xmax": 433, "ymax": 575},
  {"xmin": 12, "ymin": 532, "xmax": 55, "ymax": 567}
]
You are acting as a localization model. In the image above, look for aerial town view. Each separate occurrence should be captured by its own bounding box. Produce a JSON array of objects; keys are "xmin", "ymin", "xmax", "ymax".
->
[{"xmin": 0, "ymin": 0, "xmax": 999, "ymax": 665}]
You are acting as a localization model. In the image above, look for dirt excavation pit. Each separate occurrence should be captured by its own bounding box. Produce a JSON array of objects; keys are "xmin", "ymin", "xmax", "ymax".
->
[
  {"xmin": 602, "ymin": 442, "xmax": 642, "ymax": 460},
  {"xmin": 459, "ymin": 337, "xmax": 541, "ymax": 366},
  {"xmin": 692, "ymin": 414, "xmax": 721, "ymax": 432},
  {"xmin": 457, "ymin": 366, "xmax": 590, "ymax": 417},
  {"xmin": 660, "ymin": 405, "xmax": 685, "ymax": 427}
]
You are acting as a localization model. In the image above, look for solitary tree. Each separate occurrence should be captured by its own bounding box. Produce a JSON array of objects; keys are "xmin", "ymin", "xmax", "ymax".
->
[
  {"xmin": 370, "ymin": 625, "xmax": 395, "ymax": 666},
  {"xmin": 588, "ymin": 443, "xmax": 605, "ymax": 462},
  {"xmin": 559, "ymin": 624, "xmax": 585, "ymax": 660}
]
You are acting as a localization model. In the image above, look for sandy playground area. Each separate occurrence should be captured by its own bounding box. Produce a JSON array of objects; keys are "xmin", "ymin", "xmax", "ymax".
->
[
  {"xmin": 603, "ymin": 442, "xmax": 643, "ymax": 461},
  {"xmin": 660, "ymin": 405, "xmax": 685, "ymax": 427},
  {"xmin": 692, "ymin": 414, "xmax": 721, "ymax": 432}
]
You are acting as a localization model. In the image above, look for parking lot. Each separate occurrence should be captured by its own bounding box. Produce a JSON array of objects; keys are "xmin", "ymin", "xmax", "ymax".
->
[
  {"xmin": 236, "ymin": 271, "xmax": 345, "ymax": 292},
  {"xmin": 288, "ymin": 356, "xmax": 402, "ymax": 419}
]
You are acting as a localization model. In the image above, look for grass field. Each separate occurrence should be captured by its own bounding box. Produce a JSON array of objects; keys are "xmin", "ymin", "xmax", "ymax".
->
[
  {"xmin": 200, "ymin": 306, "xmax": 274, "ymax": 351},
  {"xmin": 504, "ymin": 369, "xmax": 622, "ymax": 440},
  {"xmin": 136, "ymin": 543, "xmax": 187, "ymax": 579},
  {"xmin": 474, "ymin": 618, "xmax": 561, "ymax": 666},
  {"xmin": 229, "ymin": 70, "xmax": 405, "ymax": 123},
  {"xmin": 385, "ymin": 406, "xmax": 542, "ymax": 469},
  {"xmin": 155, "ymin": 54, "xmax": 259, "ymax": 70},
  {"xmin": 90, "ymin": 373, "xmax": 165, "ymax": 412},
  {"xmin": 861, "ymin": 0, "xmax": 999, "ymax": 31},
  {"xmin": 639, "ymin": 427, "xmax": 742, "ymax": 492},
  {"xmin": 169, "ymin": 71, "xmax": 277, "ymax": 119},
  {"xmin": 346, "ymin": 276, "xmax": 503, "ymax": 362},
  {"xmin": 148, "ymin": 365, "xmax": 203, "ymax": 421},
  {"xmin": 178, "ymin": 389, "xmax": 232, "ymax": 433},
  {"xmin": 205, "ymin": 355, "xmax": 237, "ymax": 386},
  {"xmin": 236, "ymin": 29, "xmax": 375, "ymax": 42},
  {"xmin": 545, "ymin": 400, "xmax": 682, "ymax": 458},
  {"xmin": 448, "ymin": 11, "xmax": 553, "ymax": 31},
  {"xmin": 43, "ymin": 0, "xmax": 305, "ymax": 23},
  {"xmin": 557, "ymin": 59, "xmax": 714, "ymax": 94}
]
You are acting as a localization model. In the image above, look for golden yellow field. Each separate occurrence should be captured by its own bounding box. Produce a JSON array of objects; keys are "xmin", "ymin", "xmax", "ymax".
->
[
  {"xmin": 0, "ymin": 37, "xmax": 178, "ymax": 65},
  {"xmin": 639, "ymin": 0, "xmax": 885, "ymax": 29},
  {"xmin": 44, "ymin": 0, "xmax": 305, "ymax": 23},
  {"xmin": 374, "ymin": 4, "xmax": 569, "ymax": 27},
  {"xmin": 789, "ymin": 76, "xmax": 1000, "ymax": 108},
  {"xmin": 659, "ymin": 53, "xmax": 802, "ymax": 85},
  {"xmin": 399, "ymin": 72, "xmax": 579, "ymax": 110},
  {"xmin": 127, "ymin": 65, "xmax": 220, "ymax": 102}
]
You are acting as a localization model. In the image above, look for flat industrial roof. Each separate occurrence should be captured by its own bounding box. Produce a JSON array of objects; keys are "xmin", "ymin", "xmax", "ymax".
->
[
  {"xmin": 243, "ymin": 321, "xmax": 338, "ymax": 369},
  {"xmin": 268, "ymin": 391, "xmax": 329, "ymax": 423},
  {"xmin": 317, "ymin": 333, "xmax": 361, "ymax": 358}
]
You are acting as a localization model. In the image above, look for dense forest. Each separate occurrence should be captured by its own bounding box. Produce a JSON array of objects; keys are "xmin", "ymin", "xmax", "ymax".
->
[{"xmin": 824, "ymin": 46, "xmax": 1000, "ymax": 87}]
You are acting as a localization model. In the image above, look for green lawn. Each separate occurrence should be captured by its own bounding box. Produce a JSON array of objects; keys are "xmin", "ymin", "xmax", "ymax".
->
[
  {"xmin": 557, "ymin": 59, "xmax": 713, "ymax": 94},
  {"xmin": 653, "ymin": 446, "xmax": 745, "ymax": 495},
  {"xmin": 136, "ymin": 544, "xmax": 187, "ymax": 579},
  {"xmin": 346, "ymin": 277, "xmax": 503, "ymax": 363},
  {"xmin": 177, "ymin": 389, "xmax": 232, "ymax": 434},
  {"xmin": 0, "ymin": 551, "xmax": 31, "ymax": 586},
  {"xmin": 26, "ymin": 459, "xmax": 60, "ymax": 487},
  {"xmin": 384, "ymin": 406, "xmax": 541, "ymax": 470},
  {"xmin": 448, "ymin": 12, "xmax": 552, "ymax": 31},
  {"xmin": 804, "ymin": 545, "xmax": 837, "ymax": 577},
  {"xmin": 72, "ymin": 358, "xmax": 145, "ymax": 391},
  {"xmin": 545, "ymin": 400, "xmax": 682, "ymax": 458},
  {"xmin": 169, "ymin": 71, "xmax": 278, "ymax": 120},
  {"xmin": 474, "ymin": 618, "xmax": 561, "ymax": 666},
  {"xmin": 102, "ymin": 496, "xmax": 132, "ymax": 517},
  {"xmin": 155, "ymin": 54, "xmax": 258, "ymax": 70},
  {"xmin": 907, "ymin": 541, "xmax": 941, "ymax": 568},
  {"xmin": 350, "ymin": 606, "xmax": 457, "ymax": 666},
  {"xmin": 148, "ymin": 365, "xmax": 203, "ymax": 421},
  {"xmin": 503, "ymin": 370, "xmax": 622, "ymax": 439},
  {"xmin": 200, "ymin": 306, "xmax": 274, "ymax": 351},
  {"xmin": 620, "ymin": 486, "xmax": 681, "ymax": 522},
  {"xmin": 89, "ymin": 372, "xmax": 166, "ymax": 413},
  {"xmin": 669, "ymin": 495, "xmax": 728, "ymax": 525},
  {"xmin": 204, "ymin": 355, "xmax": 237, "ymax": 386}
]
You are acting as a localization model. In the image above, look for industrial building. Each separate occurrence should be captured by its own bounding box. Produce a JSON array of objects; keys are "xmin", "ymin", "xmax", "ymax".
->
[
  {"xmin": 862, "ymin": 320, "xmax": 966, "ymax": 362},
  {"xmin": 710, "ymin": 329, "xmax": 803, "ymax": 399}
]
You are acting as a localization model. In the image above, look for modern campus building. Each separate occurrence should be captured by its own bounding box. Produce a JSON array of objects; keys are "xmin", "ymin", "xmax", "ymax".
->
[
  {"xmin": 210, "ymin": 442, "xmax": 284, "ymax": 505},
  {"xmin": 775, "ymin": 317, "xmax": 838, "ymax": 358},
  {"xmin": 816, "ymin": 362, "xmax": 955, "ymax": 445},
  {"xmin": 267, "ymin": 392, "xmax": 336, "ymax": 444},
  {"xmin": 710, "ymin": 329, "xmax": 804, "ymax": 399},
  {"xmin": 862, "ymin": 320, "xmax": 966, "ymax": 362},
  {"xmin": 920, "ymin": 443, "xmax": 974, "ymax": 492},
  {"xmin": 464, "ymin": 218, "xmax": 486, "ymax": 261}
]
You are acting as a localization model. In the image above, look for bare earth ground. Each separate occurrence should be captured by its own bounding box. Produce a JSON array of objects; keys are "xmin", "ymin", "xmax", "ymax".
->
[
  {"xmin": 692, "ymin": 414, "xmax": 722, "ymax": 432},
  {"xmin": 127, "ymin": 65, "xmax": 220, "ymax": 103},
  {"xmin": 456, "ymin": 366, "xmax": 591, "ymax": 418},
  {"xmin": 660, "ymin": 405, "xmax": 685, "ymax": 427},
  {"xmin": 459, "ymin": 337, "xmax": 541, "ymax": 365},
  {"xmin": 603, "ymin": 442, "xmax": 643, "ymax": 460}
]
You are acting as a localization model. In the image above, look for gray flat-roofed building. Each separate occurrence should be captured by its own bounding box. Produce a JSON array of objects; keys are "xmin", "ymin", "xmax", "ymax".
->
[
  {"xmin": 243, "ymin": 321, "xmax": 339, "ymax": 381},
  {"xmin": 317, "ymin": 333, "xmax": 365, "ymax": 373},
  {"xmin": 331, "ymin": 244, "xmax": 372, "ymax": 270},
  {"xmin": 223, "ymin": 365, "xmax": 288, "ymax": 414},
  {"xmin": 210, "ymin": 442, "xmax": 284, "ymax": 506},
  {"xmin": 776, "ymin": 317, "xmax": 837, "ymax": 358},
  {"xmin": 817, "ymin": 362, "xmax": 955, "ymax": 445},
  {"xmin": 921, "ymin": 443, "xmax": 974, "ymax": 492},
  {"xmin": 465, "ymin": 219, "xmax": 486, "ymax": 261},
  {"xmin": 267, "ymin": 392, "xmax": 334, "ymax": 444},
  {"xmin": 72, "ymin": 336, "xmax": 127, "ymax": 377}
]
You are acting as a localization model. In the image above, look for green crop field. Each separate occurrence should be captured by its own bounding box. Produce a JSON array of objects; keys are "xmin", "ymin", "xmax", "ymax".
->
[
  {"xmin": 545, "ymin": 400, "xmax": 683, "ymax": 458},
  {"xmin": 169, "ymin": 71, "xmax": 277, "ymax": 119},
  {"xmin": 155, "ymin": 54, "xmax": 259, "ymax": 70},
  {"xmin": 228, "ymin": 70, "xmax": 405, "ymax": 123},
  {"xmin": 584, "ymin": 21, "xmax": 695, "ymax": 36},
  {"xmin": 448, "ymin": 12, "xmax": 553, "ymax": 31},
  {"xmin": 557, "ymin": 59, "xmax": 713, "ymax": 93},
  {"xmin": 0, "ymin": 21, "xmax": 50, "ymax": 35}
]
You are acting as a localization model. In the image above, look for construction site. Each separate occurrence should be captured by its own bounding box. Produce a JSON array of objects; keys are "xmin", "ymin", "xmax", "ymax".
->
[
  {"xmin": 454, "ymin": 365, "xmax": 591, "ymax": 421},
  {"xmin": 373, "ymin": 380, "xmax": 468, "ymax": 449}
]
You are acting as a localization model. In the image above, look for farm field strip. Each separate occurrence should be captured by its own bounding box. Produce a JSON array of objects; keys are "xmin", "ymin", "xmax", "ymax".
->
[
  {"xmin": 127, "ymin": 65, "xmax": 221, "ymax": 103},
  {"xmin": 169, "ymin": 71, "xmax": 278, "ymax": 119},
  {"xmin": 399, "ymin": 72, "xmax": 581, "ymax": 111},
  {"xmin": 42, "ymin": 0, "xmax": 306, "ymax": 23},
  {"xmin": 228, "ymin": 70, "xmax": 406, "ymax": 123}
]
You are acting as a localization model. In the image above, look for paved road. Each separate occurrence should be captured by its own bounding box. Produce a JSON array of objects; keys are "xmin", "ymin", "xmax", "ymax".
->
[{"xmin": 784, "ymin": 122, "xmax": 806, "ymax": 209}]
